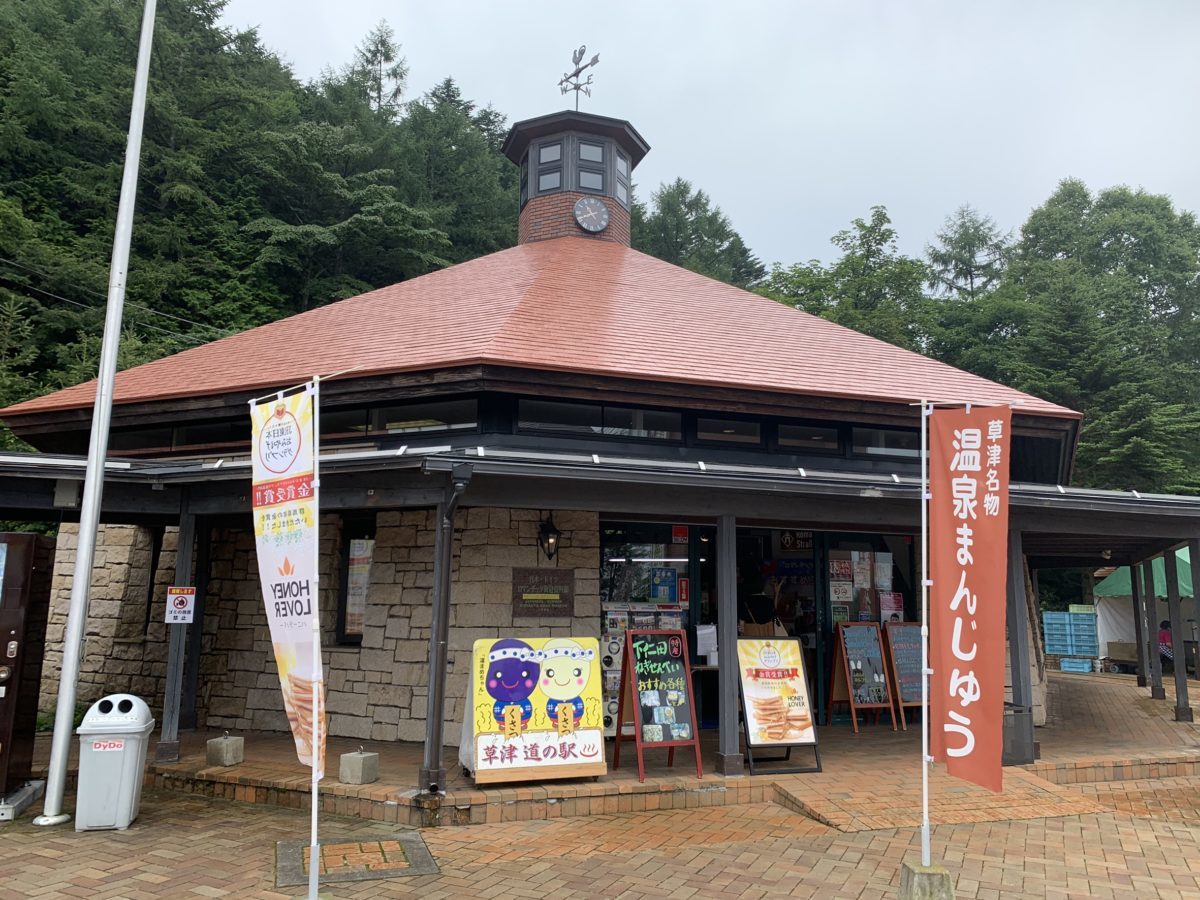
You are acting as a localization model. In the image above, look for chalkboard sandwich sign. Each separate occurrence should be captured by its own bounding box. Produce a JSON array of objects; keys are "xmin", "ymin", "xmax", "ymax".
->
[
  {"xmin": 612, "ymin": 629, "xmax": 703, "ymax": 782},
  {"xmin": 827, "ymin": 622, "xmax": 898, "ymax": 733},
  {"xmin": 883, "ymin": 621, "xmax": 923, "ymax": 729},
  {"xmin": 736, "ymin": 638, "xmax": 821, "ymax": 774}
]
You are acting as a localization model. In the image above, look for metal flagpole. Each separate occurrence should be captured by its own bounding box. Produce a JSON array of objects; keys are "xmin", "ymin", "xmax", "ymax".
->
[
  {"xmin": 308, "ymin": 376, "xmax": 322, "ymax": 900},
  {"xmin": 34, "ymin": 0, "xmax": 158, "ymax": 828},
  {"xmin": 920, "ymin": 399, "xmax": 931, "ymax": 867}
]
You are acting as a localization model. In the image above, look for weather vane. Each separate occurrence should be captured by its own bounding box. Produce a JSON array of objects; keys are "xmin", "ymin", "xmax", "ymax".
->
[{"xmin": 559, "ymin": 45, "xmax": 599, "ymax": 111}]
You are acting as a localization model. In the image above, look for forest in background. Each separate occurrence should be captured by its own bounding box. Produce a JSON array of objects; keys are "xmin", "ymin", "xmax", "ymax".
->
[{"xmin": 2, "ymin": 0, "xmax": 1198, "ymax": 508}]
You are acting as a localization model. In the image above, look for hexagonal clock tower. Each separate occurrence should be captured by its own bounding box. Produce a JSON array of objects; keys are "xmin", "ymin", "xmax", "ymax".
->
[{"xmin": 502, "ymin": 110, "xmax": 650, "ymax": 247}]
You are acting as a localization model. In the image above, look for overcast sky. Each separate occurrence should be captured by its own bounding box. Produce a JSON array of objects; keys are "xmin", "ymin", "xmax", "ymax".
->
[{"xmin": 219, "ymin": 0, "xmax": 1200, "ymax": 268}]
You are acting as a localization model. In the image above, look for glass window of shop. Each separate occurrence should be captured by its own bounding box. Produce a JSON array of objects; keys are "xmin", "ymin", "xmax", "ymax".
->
[
  {"xmin": 599, "ymin": 522, "xmax": 716, "ymax": 734},
  {"xmin": 734, "ymin": 528, "xmax": 916, "ymax": 726},
  {"xmin": 600, "ymin": 522, "xmax": 715, "ymax": 626}
]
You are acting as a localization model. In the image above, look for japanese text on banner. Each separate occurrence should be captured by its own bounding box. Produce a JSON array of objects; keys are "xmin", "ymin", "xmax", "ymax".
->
[
  {"xmin": 930, "ymin": 406, "xmax": 1011, "ymax": 793},
  {"xmin": 250, "ymin": 386, "xmax": 325, "ymax": 778}
]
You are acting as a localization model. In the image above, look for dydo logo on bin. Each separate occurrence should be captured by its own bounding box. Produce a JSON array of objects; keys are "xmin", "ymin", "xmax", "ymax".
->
[{"xmin": 91, "ymin": 739, "xmax": 126, "ymax": 752}]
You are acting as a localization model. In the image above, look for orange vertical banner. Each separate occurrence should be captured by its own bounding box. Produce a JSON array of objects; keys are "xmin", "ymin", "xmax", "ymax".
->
[{"xmin": 929, "ymin": 406, "xmax": 1011, "ymax": 792}]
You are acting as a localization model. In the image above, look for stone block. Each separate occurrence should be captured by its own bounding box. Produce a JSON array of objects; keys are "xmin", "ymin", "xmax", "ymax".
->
[
  {"xmin": 338, "ymin": 750, "xmax": 379, "ymax": 785},
  {"xmin": 326, "ymin": 691, "xmax": 368, "ymax": 717},
  {"xmin": 899, "ymin": 862, "xmax": 955, "ymax": 900},
  {"xmin": 459, "ymin": 544, "xmax": 487, "ymax": 566},
  {"xmin": 372, "ymin": 582, "xmax": 404, "ymax": 603},
  {"xmin": 397, "ymin": 641, "xmax": 431, "ymax": 662},
  {"xmin": 364, "ymin": 603, "xmax": 389, "ymax": 628},
  {"xmin": 329, "ymin": 714, "xmax": 373, "ymax": 740},
  {"xmin": 359, "ymin": 649, "xmax": 397, "ymax": 674},
  {"xmin": 245, "ymin": 688, "xmax": 280, "ymax": 710},
  {"xmin": 373, "ymin": 704, "xmax": 400, "ymax": 725},
  {"xmin": 555, "ymin": 548, "xmax": 595, "ymax": 568},
  {"xmin": 370, "ymin": 722, "xmax": 399, "ymax": 742},
  {"xmin": 454, "ymin": 602, "xmax": 510, "ymax": 628},
  {"xmin": 385, "ymin": 616, "xmax": 411, "ymax": 640},
  {"xmin": 485, "ymin": 544, "xmax": 535, "ymax": 569},
  {"xmin": 368, "ymin": 684, "xmax": 412, "ymax": 708},
  {"xmin": 396, "ymin": 719, "xmax": 425, "ymax": 742},
  {"xmin": 554, "ymin": 510, "xmax": 597, "ymax": 531},
  {"xmin": 250, "ymin": 708, "xmax": 289, "ymax": 731},
  {"xmin": 400, "ymin": 509, "xmax": 430, "ymax": 527},
  {"xmin": 448, "ymin": 627, "xmax": 498, "ymax": 651},
  {"xmin": 206, "ymin": 735, "xmax": 244, "ymax": 767}
]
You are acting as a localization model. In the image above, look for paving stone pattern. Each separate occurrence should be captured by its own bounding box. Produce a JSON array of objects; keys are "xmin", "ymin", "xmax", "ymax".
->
[
  {"xmin": 15, "ymin": 619, "xmax": 1200, "ymax": 897},
  {"xmin": 7, "ymin": 788, "xmax": 1200, "ymax": 898}
]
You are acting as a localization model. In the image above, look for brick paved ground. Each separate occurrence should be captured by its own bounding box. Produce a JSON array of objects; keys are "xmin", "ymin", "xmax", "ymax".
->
[
  {"xmin": 6, "ymin": 788, "xmax": 1200, "ymax": 898},
  {"xmin": 8, "ymin": 672, "xmax": 1200, "ymax": 897}
]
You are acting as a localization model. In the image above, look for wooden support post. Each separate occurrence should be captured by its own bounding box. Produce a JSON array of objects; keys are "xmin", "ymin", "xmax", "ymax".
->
[
  {"xmin": 715, "ymin": 513, "xmax": 742, "ymax": 775},
  {"xmin": 1129, "ymin": 558, "xmax": 1148, "ymax": 687},
  {"xmin": 1004, "ymin": 527, "xmax": 1035, "ymax": 765},
  {"xmin": 1143, "ymin": 560, "xmax": 1165, "ymax": 700},
  {"xmin": 1165, "ymin": 550, "xmax": 1192, "ymax": 722},
  {"xmin": 155, "ymin": 501, "xmax": 195, "ymax": 762}
]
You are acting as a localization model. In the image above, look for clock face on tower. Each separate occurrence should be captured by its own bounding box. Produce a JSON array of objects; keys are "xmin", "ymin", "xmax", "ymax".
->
[{"xmin": 573, "ymin": 196, "xmax": 610, "ymax": 233}]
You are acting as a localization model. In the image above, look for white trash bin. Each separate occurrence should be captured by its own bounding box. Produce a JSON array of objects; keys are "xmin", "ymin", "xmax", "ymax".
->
[{"xmin": 74, "ymin": 694, "xmax": 155, "ymax": 831}]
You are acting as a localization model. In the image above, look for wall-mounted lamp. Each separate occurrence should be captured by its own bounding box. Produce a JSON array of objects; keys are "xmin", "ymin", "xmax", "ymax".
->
[{"xmin": 538, "ymin": 513, "xmax": 562, "ymax": 561}]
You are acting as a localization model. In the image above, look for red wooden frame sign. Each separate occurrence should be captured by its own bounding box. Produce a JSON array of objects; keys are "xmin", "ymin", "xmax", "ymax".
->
[
  {"xmin": 826, "ymin": 622, "xmax": 898, "ymax": 733},
  {"xmin": 612, "ymin": 629, "xmax": 703, "ymax": 783}
]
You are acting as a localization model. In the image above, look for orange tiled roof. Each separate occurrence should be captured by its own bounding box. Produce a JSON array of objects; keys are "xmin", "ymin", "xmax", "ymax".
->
[{"xmin": 1, "ymin": 237, "xmax": 1079, "ymax": 419}]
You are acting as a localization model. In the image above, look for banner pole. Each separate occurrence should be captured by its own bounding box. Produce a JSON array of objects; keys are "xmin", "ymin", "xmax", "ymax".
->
[
  {"xmin": 308, "ymin": 376, "xmax": 322, "ymax": 900},
  {"xmin": 920, "ymin": 399, "xmax": 931, "ymax": 868}
]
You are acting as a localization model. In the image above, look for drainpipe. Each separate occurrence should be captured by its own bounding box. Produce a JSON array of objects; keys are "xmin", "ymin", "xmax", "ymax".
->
[{"xmin": 419, "ymin": 463, "xmax": 472, "ymax": 794}]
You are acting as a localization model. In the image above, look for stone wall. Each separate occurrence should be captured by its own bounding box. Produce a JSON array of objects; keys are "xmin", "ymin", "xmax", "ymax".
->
[
  {"xmin": 44, "ymin": 512, "xmax": 1047, "ymax": 739},
  {"xmin": 40, "ymin": 523, "xmax": 178, "ymax": 710},
  {"xmin": 197, "ymin": 507, "xmax": 601, "ymax": 745}
]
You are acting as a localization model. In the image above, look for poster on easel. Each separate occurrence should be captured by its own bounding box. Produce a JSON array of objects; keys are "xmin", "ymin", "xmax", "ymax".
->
[
  {"xmin": 883, "ymin": 621, "xmax": 923, "ymax": 731},
  {"xmin": 736, "ymin": 638, "xmax": 821, "ymax": 774},
  {"xmin": 470, "ymin": 637, "xmax": 607, "ymax": 784},
  {"xmin": 612, "ymin": 629, "xmax": 703, "ymax": 783},
  {"xmin": 826, "ymin": 622, "xmax": 897, "ymax": 733}
]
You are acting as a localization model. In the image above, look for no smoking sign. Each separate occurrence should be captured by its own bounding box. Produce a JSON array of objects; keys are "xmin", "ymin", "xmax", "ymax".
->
[{"xmin": 165, "ymin": 585, "xmax": 196, "ymax": 624}]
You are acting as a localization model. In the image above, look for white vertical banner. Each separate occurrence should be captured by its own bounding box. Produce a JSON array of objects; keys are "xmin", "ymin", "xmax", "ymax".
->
[{"xmin": 250, "ymin": 384, "xmax": 325, "ymax": 779}]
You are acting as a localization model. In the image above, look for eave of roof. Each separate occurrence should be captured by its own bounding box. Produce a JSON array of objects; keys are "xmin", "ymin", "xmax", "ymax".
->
[
  {"xmin": 1, "ymin": 445, "xmax": 1190, "ymax": 523},
  {"xmin": 501, "ymin": 110, "xmax": 651, "ymax": 167}
]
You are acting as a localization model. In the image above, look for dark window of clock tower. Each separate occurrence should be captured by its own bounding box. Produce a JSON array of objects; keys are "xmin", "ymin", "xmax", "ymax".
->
[
  {"xmin": 535, "ymin": 140, "xmax": 564, "ymax": 197},
  {"xmin": 577, "ymin": 139, "xmax": 605, "ymax": 194},
  {"xmin": 615, "ymin": 149, "xmax": 631, "ymax": 209},
  {"xmin": 579, "ymin": 141, "xmax": 604, "ymax": 163}
]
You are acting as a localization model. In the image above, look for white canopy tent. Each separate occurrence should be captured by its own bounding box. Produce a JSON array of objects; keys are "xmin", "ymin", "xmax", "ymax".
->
[
  {"xmin": 1094, "ymin": 548, "xmax": 1196, "ymax": 661},
  {"xmin": 1096, "ymin": 595, "xmax": 1197, "ymax": 660}
]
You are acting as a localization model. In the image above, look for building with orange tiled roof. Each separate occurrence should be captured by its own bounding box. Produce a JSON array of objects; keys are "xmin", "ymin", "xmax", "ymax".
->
[{"xmin": 1, "ymin": 109, "xmax": 1198, "ymax": 808}]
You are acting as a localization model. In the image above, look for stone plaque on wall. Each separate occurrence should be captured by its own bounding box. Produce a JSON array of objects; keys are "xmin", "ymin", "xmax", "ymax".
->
[{"xmin": 512, "ymin": 567, "xmax": 575, "ymax": 618}]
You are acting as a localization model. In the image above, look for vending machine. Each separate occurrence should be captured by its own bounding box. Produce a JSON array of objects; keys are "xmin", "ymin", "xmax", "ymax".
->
[{"xmin": 0, "ymin": 533, "xmax": 54, "ymax": 816}]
